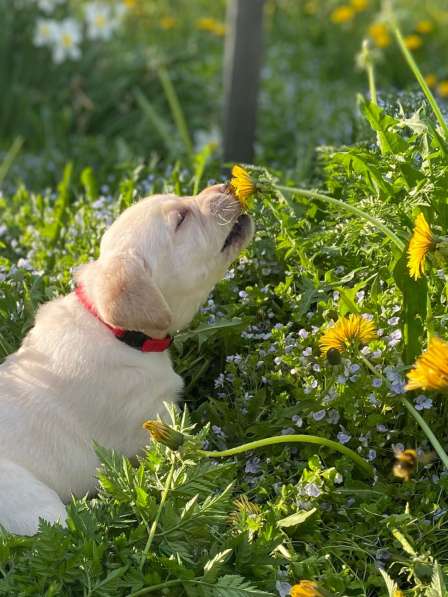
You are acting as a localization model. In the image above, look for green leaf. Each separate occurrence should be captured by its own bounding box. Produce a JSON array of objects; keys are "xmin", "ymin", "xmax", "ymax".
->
[
  {"xmin": 379, "ymin": 568, "xmax": 398, "ymax": 597},
  {"xmin": 210, "ymin": 575, "xmax": 274, "ymax": 596},
  {"xmin": 203, "ymin": 549, "xmax": 233, "ymax": 582},
  {"xmin": 393, "ymin": 251, "xmax": 428, "ymax": 364},
  {"xmin": 427, "ymin": 561, "xmax": 447, "ymax": 597},
  {"xmin": 359, "ymin": 96, "xmax": 408, "ymax": 155},
  {"xmin": 277, "ymin": 507, "xmax": 317, "ymax": 528}
]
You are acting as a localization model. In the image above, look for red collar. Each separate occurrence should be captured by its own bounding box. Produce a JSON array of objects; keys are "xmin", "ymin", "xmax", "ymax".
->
[{"xmin": 75, "ymin": 285, "xmax": 172, "ymax": 353}]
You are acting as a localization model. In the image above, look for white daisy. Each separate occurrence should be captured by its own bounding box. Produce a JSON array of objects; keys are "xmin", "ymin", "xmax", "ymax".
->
[
  {"xmin": 52, "ymin": 19, "xmax": 82, "ymax": 63},
  {"xmin": 34, "ymin": 19, "xmax": 57, "ymax": 47},
  {"xmin": 85, "ymin": 2, "xmax": 119, "ymax": 41}
]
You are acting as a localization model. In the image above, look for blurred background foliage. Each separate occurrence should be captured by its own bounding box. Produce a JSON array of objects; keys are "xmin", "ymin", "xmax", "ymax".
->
[{"xmin": 2, "ymin": 0, "xmax": 448, "ymax": 186}]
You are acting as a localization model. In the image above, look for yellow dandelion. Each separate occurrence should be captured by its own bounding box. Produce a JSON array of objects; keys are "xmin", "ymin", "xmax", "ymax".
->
[
  {"xmin": 404, "ymin": 34, "xmax": 423, "ymax": 50},
  {"xmin": 290, "ymin": 581, "xmax": 325, "ymax": 597},
  {"xmin": 416, "ymin": 20, "xmax": 433, "ymax": 34},
  {"xmin": 319, "ymin": 314, "xmax": 376, "ymax": 356},
  {"xmin": 230, "ymin": 164, "xmax": 256, "ymax": 208},
  {"xmin": 196, "ymin": 17, "xmax": 226, "ymax": 37},
  {"xmin": 160, "ymin": 16, "xmax": 176, "ymax": 30},
  {"xmin": 330, "ymin": 5, "xmax": 355, "ymax": 24},
  {"xmin": 407, "ymin": 213, "xmax": 435, "ymax": 280},
  {"xmin": 406, "ymin": 337, "xmax": 448, "ymax": 392},
  {"xmin": 424, "ymin": 73, "xmax": 438, "ymax": 88},
  {"xmin": 351, "ymin": 0, "xmax": 368, "ymax": 12},
  {"xmin": 368, "ymin": 23, "xmax": 391, "ymax": 48},
  {"xmin": 437, "ymin": 80, "xmax": 448, "ymax": 98},
  {"xmin": 143, "ymin": 420, "xmax": 186, "ymax": 450}
]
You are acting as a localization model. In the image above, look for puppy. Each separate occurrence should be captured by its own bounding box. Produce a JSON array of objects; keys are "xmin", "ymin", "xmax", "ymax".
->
[{"xmin": 0, "ymin": 184, "xmax": 253, "ymax": 535}]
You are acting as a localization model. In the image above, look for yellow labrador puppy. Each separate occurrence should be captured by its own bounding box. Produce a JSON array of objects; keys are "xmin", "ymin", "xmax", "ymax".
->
[{"xmin": 0, "ymin": 184, "xmax": 253, "ymax": 535}]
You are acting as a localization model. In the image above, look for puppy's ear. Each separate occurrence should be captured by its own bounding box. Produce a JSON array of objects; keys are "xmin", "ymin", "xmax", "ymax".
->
[{"xmin": 76, "ymin": 251, "xmax": 172, "ymax": 337}]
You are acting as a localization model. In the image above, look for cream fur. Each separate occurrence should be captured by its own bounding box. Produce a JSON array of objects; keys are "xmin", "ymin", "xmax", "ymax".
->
[{"xmin": 0, "ymin": 184, "xmax": 253, "ymax": 535}]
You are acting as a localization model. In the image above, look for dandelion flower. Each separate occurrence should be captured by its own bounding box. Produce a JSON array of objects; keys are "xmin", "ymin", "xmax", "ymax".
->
[
  {"xmin": 290, "ymin": 581, "xmax": 325, "ymax": 597},
  {"xmin": 416, "ymin": 20, "xmax": 433, "ymax": 34},
  {"xmin": 404, "ymin": 34, "xmax": 423, "ymax": 50},
  {"xmin": 320, "ymin": 314, "xmax": 376, "ymax": 356},
  {"xmin": 160, "ymin": 16, "xmax": 176, "ymax": 30},
  {"xmin": 407, "ymin": 213, "xmax": 435, "ymax": 280},
  {"xmin": 425, "ymin": 73, "xmax": 438, "ymax": 88},
  {"xmin": 406, "ymin": 337, "xmax": 448, "ymax": 392},
  {"xmin": 437, "ymin": 81, "xmax": 448, "ymax": 98},
  {"xmin": 330, "ymin": 6, "xmax": 354, "ymax": 24},
  {"xmin": 230, "ymin": 165, "xmax": 256, "ymax": 208},
  {"xmin": 196, "ymin": 17, "xmax": 226, "ymax": 37},
  {"xmin": 351, "ymin": 0, "xmax": 368, "ymax": 11},
  {"xmin": 368, "ymin": 23, "xmax": 391, "ymax": 48}
]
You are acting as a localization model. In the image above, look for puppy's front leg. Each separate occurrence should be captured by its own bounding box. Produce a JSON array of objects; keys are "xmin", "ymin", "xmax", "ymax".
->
[{"xmin": 0, "ymin": 459, "xmax": 67, "ymax": 536}]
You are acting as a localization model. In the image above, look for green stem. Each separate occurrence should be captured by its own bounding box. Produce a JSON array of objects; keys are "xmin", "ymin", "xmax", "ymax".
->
[
  {"xmin": 139, "ymin": 458, "xmax": 176, "ymax": 570},
  {"xmin": 128, "ymin": 578, "xmax": 183, "ymax": 596},
  {"xmin": 0, "ymin": 136, "xmax": 23, "ymax": 187},
  {"xmin": 402, "ymin": 397, "xmax": 448, "ymax": 470},
  {"xmin": 158, "ymin": 66, "xmax": 194, "ymax": 161},
  {"xmin": 367, "ymin": 61, "xmax": 377, "ymax": 106},
  {"xmin": 276, "ymin": 185, "xmax": 405, "ymax": 252},
  {"xmin": 198, "ymin": 434, "xmax": 373, "ymax": 476},
  {"xmin": 392, "ymin": 25, "xmax": 448, "ymax": 139}
]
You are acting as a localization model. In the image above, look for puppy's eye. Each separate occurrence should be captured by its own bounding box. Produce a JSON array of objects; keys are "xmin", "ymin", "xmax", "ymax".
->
[{"xmin": 175, "ymin": 209, "xmax": 188, "ymax": 230}]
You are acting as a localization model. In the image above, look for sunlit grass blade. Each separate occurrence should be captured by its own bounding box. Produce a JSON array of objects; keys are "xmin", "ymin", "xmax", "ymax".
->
[
  {"xmin": 392, "ymin": 25, "xmax": 448, "ymax": 139},
  {"xmin": 0, "ymin": 136, "xmax": 23, "ymax": 187},
  {"xmin": 135, "ymin": 88, "xmax": 177, "ymax": 156},
  {"xmin": 158, "ymin": 66, "xmax": 193, "ymax": 162}
]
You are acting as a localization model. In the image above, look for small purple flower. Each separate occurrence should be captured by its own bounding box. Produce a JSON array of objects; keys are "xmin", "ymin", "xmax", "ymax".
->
[
  {"xmin": 304, "ymin": 483, "xmax": 321, "ymax": 497},
  {"xmin": 388, "ymin": 329, "xmax": 402, "ymax": 347},
  {"xmin": 415, "ymin": 395, "xmax": 433, "ymax": 410},
  {"xmin": 312, "ymin": 409, "xmax": 326, "ymax": 421},
  {"xmin": 298, "ymin": 328, "xmax": 309, "ymax": 339},
  {"xmin": 292, "ymin": 414, "xmax": 303, "ymax": 427},
  {"xmin": 327, "ymin": 409, "xmax": 340, "ymax": 425},
  {"xmin": 387, "ymin": 316, "xmax": 400, "ymax": 326},
  {"xmin": 372, "ymin": 378, "xmax": 382, "ymax": 388},
  {"xmin": 367, "ymin": 449, "xmax": 377, "ymax": 461},
  {"xmin": 276, "ymin": 581, "xmax": 292, "ymax": 597},
  {"xmin": 212, "ymin": 425, "xmax": 226, "ymax": 438},
  {"xmin": 281, "ymin": 427, "xmax": 296, "ymax": 435},
  {"xmin": 337, "ymin": 432, "xmax": 351, "ymax": 444},
  {"xmin": 245, "ymin": 456, "xmax": 261, "ymax": 474}
]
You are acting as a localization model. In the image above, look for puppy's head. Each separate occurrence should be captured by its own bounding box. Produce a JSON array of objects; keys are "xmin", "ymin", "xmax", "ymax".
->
[{"xmin": 76, "ymin": 184, "xmax": 254, "ymax": 337}]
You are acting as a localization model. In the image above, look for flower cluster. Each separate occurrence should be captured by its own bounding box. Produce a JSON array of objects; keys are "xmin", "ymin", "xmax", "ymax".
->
[{"xmin": 33, "ymin": 2, "xmax": 128, "ymax": 63}]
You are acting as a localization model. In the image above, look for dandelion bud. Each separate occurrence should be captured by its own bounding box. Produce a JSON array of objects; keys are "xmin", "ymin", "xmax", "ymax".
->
[{"xmin": 143, "ymin": 420, "xmax": 186, "ymax": 451}]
